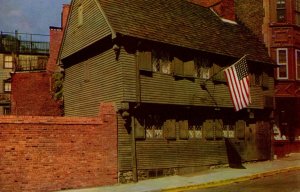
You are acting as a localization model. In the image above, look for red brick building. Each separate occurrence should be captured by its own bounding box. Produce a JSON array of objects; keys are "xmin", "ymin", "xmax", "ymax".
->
[
  {"xmin": 11, "ymin": 4, "xmax": 70, "ymax": 116},
  {"xmin": 235, "ymin": 0, "xmax": 300, "ymax": 156},
  {"xmin": 264, "ymin": 0, "xmax": 300, "ymax": 156}
]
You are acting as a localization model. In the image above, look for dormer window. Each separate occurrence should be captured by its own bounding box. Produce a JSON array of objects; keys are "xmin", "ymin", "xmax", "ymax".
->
[{"xmin": 276, "ymin": 0, "xmax": 286, "ymax": 22}]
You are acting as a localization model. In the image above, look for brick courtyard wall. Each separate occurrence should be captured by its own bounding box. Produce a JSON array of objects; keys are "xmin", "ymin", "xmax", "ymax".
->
[
  {"xmin": 11, "ymin": 72, "xmax": 62, "ymax": 116},
  {"xmin": 0, "ymin": 103, "xmax": 118, "ymax": 192}
]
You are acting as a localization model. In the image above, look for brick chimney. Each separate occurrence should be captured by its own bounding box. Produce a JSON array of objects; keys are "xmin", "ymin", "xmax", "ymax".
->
[
  {"xmin": 187, "ymin": 0, "xmax": 235, "ymax": 21},
  {"xmin": 61, "ymin": 4, "xmax": 70, "ymax": 30},
  {"xmin": 47, "ymin": 4, "xmax": 70, "ymax": 72}
]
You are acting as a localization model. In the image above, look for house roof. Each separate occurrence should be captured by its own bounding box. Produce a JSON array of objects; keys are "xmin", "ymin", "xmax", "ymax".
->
[{"xmin": 97, "ymin": 0, "xmax": 273, "ymax": 64}]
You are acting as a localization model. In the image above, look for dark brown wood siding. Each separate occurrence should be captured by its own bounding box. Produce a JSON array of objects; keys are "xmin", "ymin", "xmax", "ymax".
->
[
  {"xmin": 64, "ymin": 48, "xmax": 123, "ymax": 116},
  {"xmin": 137, "ymin": 73, "xmax": 271, "ymax": 109},
  {"xmin": 120, "ymin": 48, "xmax": 137, "ymax": 103},
  {"xmin": 118, "ymin": 113, "xmax": 132, "ymax": 171},
  {"xmin": 61, "ymin": 0, "xmax": 111, "ymax": 59},
  {"xmin": 136, "ymin": 140, "xmax": 228, "ymax": 169}
]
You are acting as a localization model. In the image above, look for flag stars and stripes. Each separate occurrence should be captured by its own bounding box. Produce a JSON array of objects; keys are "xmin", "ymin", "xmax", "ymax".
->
[{"xmin": 224, "ymin": 55, "xmax": 251, "ymax": 111}]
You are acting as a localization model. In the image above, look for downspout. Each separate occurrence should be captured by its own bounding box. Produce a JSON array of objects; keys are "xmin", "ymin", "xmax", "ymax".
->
[
  {"xmin": 131, "ymin": 116, "xmax": 138, "ymax": 182},
  {"xmin": 130, "ymin": 50, "xmax": 142, "ymax": 182}
]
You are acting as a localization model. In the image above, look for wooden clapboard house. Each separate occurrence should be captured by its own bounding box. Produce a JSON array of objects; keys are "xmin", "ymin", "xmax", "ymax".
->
[{"xmin": 59, "ymin": 0, "xmax": 276, "ymax": 182}]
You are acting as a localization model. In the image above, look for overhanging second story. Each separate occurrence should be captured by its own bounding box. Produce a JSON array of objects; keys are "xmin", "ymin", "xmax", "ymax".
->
[{"xmin": 59, "ymin": 0, "xmax": 276, "ymax": 114}]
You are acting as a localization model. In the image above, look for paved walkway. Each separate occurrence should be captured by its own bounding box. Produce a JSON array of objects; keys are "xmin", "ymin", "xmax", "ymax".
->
[{"xmin": 60, "ymin": 153, "xmax": 300, "ymax": 192}]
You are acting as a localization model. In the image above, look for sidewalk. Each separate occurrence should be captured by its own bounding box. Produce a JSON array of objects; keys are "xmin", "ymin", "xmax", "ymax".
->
[{"xmin": 60, "ymin": 153, "xmax": 300, "ymax": 192}]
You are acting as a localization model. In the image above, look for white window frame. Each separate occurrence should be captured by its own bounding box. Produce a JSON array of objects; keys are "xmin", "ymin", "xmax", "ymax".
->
[
  {"xmin": 276, "ymin": 48, "xmax": 288, "ymax": 79},
  {"xmin": 276, "ymin": 0, "xmax": 286, "ymax": 22},
  {"xmin": 4, "ymin": 81, "xmax": 11, "ymax": 92},
  {"xmin": 296, "ymin": 49, "xmax": 300, "ymax": 80},
  {"xmin": 4, "ymin": 55, "xmax": 13, "ymax": 69}
]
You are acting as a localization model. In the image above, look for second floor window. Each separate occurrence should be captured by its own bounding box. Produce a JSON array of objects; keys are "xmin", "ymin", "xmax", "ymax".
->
[
  {"xmin": 296, "ymin": 0, "xmax": 300, "ymax": 25},
  {"xmin": 296, "ymin": 50, "xmax": 300, "ymax": 80},
  {"xmin": 277, "ymin": 0, "xmax": 286, "ymax": 22},
  {"xmin": 4, "ymin": 55, "xmax": 13, "ymax": 69},
  {"xmin": 277, "ymin": 48, "xmax": 288, "ymax": 79},
  {"xmin": 152, "ymin": 49, "xmax": 172, "ymax": 74}
]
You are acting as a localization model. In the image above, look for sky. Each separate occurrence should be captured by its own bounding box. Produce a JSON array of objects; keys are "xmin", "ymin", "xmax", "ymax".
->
[{"xmin": 0, "ymin": 0, "xmax": 71, "ymax": 36}]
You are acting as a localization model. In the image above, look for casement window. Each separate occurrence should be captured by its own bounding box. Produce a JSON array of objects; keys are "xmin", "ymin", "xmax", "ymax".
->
[
  {"xmin": 152, "ymin": 49, "xmax": 172, "ymax": 74},
  {"xmin": 188, "ymin": 121, "xmax": 202, "ymax": 139},
  {"xmin": 276, "ymin": 0, "xmax": 286, "ymax": 22},
  {"xmin": 296, "ymin": 50, "xmax": 300, "ymax": 80},
  {"xmin": 223, "ymin": 124, "xmax": 235, "ymax": 138},
  {"xmin": 145, "ymin": 114, "xmax": 163, "ymax": 139},
  {"xmin": 194, "ymin": 56, "xmax": 211, "ymax": 79},
  {"xmin": 296, "ymin": 0, "xmax": 300, "ymax": 25},
  {"xmin": 78, "ymin": 4, "xmax": 83, "ymax": 26},
  {"xmin": 276, "ymin": 48, "xmax": 288, "ymax": 79},
  {"xmin": 3, "ymin": 80, "xmax": 11, "ymax": 92},
  {"xmin": 4, "ymin": 55, "xmax": 13, "ymax": 69}
]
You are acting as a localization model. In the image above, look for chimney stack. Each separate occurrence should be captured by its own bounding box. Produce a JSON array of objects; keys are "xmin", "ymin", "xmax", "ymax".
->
[
  {"xmin": 61, "ymin": 4, "xmax": 70, "ymax": 30},
  {"xmin": 187, "ymin": 0, "xmax": 235, "ymax": 21}
]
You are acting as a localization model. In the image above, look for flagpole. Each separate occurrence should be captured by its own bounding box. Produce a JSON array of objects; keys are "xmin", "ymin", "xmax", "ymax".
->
[
  {"xmin": 200, "ymin": 54, "xmax": 249, "ymax": 90},
  {"xmin": 200, "ymin": 54, "xmax": 250, "ymax": 111}
]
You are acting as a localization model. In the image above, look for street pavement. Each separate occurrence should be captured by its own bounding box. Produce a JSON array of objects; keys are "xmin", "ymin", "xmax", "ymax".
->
[{"xmin": 59, "ymin": 153, "xmax": 300, "ymax": 192}]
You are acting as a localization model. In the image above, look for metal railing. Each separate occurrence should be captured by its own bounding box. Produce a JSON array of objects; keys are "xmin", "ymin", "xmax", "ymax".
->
[
  {"xmin": 15, "ymin": 57, "xmax": 48, "ymax": 71},
  {"xmin": 0, "ymin": 31, "xmax": 49, "ymax": 55}
]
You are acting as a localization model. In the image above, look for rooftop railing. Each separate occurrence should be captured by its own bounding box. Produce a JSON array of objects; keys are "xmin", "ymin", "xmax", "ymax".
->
[{"xmin": 0, "ymin": 31, "xmax": 49, "ymax": 55}]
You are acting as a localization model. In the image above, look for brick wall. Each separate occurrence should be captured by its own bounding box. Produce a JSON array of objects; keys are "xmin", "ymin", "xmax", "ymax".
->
[
  {"xmin": 47, "ymin": 27, "xmax": 63, "ymax": 72},
  {"xmin": 11, "ymin": 72, "xmax": 62, "ymax": 116},
  {"xmin": 48, "ymin": 4, "xmax": 69, "ymax": 72},
  {"xmin": 187, "ymin": 0, "xmax": 235, "ymax": 21},
  {"xmin": 0, "ymin": 103, "xmax": 118, "ymax": 192},
  {"xmin": 235, "ymin": 0, "xmax": 264, "ymax": 41}
]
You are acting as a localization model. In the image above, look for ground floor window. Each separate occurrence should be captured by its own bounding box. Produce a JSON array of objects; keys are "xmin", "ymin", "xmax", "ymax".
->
[
  {"xmin": 223, "ymin": 124, "xmax": 235, "ymax": 138},
  {"xmin": 3, "ymin": 107, "xmax": 11, "ymax": 115},
  {"xmin": 188, "ymin": 121, "xmax": 202, "ymax": 139},
  {"xmin": 145, "ymin": 114, "xmax": 163, "ymax": 139}
]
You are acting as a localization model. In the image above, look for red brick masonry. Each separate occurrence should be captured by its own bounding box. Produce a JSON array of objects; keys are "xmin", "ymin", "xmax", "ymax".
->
[
  {"xmin": 11, "ymin": 72, "xmax": 62, "ymax": 116},
  {"xmin": 0, "ymin": 103, "xmax": 118, "ymax": 192}
]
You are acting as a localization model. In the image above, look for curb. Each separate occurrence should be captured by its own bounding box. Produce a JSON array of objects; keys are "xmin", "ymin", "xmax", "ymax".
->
[{"xmin": 161, "ymin": 166, "xmax": 300, "ymax": 192}]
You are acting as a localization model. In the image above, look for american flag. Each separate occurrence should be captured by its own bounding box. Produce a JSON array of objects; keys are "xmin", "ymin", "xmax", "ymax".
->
[{"xmin": 224, "ymin": 55, "xmax": 251, "ymax": 111}]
